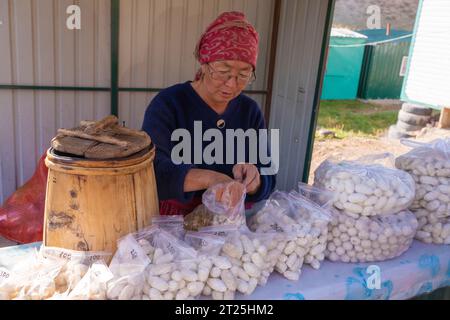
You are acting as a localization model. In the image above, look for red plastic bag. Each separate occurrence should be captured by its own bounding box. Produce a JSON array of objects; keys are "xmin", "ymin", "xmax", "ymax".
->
[{"xmin": 0, "ymin": 153, "xmax": 48, "ymax": 243}]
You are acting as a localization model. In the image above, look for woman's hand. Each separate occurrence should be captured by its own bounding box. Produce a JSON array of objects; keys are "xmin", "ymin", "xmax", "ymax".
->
[
  {"xmin": 184, "ymin": 169, "xmax": 233, "ymax": 192},
  {"xmin": 207, "ymin": 170, "xmax": 234, "ymax": 187},
  {"xmin": 232, "ymin": 163, "xmax": 261, "ymax": 195}
]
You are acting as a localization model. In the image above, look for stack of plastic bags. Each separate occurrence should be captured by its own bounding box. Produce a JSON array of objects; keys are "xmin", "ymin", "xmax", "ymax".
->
[
  {"xmin": 396, "ymin": 138, "xmax": 450, "ymax": 244},
  {"xmin": 313, "ymin": 154, "xmax": 419, "ymax": 262},
  {"xmin": 248, "ymin": 188, "xmax": 332, "ymax": 280}
]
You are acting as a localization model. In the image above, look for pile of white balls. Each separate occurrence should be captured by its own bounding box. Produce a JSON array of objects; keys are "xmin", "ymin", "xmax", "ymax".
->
[
  {"xmin": 314, "ymin": 160, "xmax": 415, "ymax": 216},
  {"xmin": 248, "ymin": 199, "xmax": 329, "ymax": 280},
  {"xmin": 396, "ymin": 144, "xmax": 450, "ymax": 245},
  {"xmin": 313, "ymin": 158, "xmax": 419, "ymax": 262},
  {"xmin": 199, "ymin": 226, "xmax": 286, "ymax": 298},
  {"xmin": 106, "ymin": 228, "xmax": 211, "ymax": 300},
  {"xmin": 325, "ymin": 210, "xmax": 418, "ymax": 262}
]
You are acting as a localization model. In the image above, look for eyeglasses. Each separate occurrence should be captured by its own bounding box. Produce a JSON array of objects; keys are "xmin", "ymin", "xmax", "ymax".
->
[{"xmin": 206, "ymin": 63, "xmax": 256, "ymax": 85}]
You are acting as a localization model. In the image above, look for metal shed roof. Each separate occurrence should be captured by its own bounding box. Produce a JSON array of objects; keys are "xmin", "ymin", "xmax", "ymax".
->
[{"xmin": 330, "ymin": 28, "xmax": 367, "ymax": 39}]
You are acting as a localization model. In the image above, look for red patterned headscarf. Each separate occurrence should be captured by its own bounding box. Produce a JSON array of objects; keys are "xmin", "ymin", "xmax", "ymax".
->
[{"xmin": 194, "ymin": 11, "xmax": 259, "ymax": 80}]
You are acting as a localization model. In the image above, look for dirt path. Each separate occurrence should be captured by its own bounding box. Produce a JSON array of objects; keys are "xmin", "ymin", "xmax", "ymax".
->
[
  {"xmin": 309, "ymin": 136, "xmax": 410, "ymax": 183},
  {"xmin": 310, "ymin": 127, "xmax": 450, "ymax": 184}
]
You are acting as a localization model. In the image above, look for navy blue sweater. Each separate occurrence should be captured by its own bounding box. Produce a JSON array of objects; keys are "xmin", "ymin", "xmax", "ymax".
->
[{"xmin": 141, "ymin": 81, "xmax": 276, "ymax": 204}]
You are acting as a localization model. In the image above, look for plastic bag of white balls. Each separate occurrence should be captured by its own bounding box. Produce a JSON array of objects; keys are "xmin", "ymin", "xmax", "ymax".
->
[
  {"xmin": 38, "ymin": 246, "xmax": 112, "ymax": 298},
  {"xmin": 297, "ymin": 182, "xmax": 335, "ymax": 209},
  {"xmin": 184, "ymin": 182, "xmax": 247, "ymax": 231},
  {"xmin": 108, "ymin": 233, "xmax": 152, "ymax": 279},
  {"xmin": 66, "ymin": 261, "xmax": 114, "ymax": 300},
  {"xmin": 395, "ymin": 138, "xmax": 450, "ymax": 245},
  {"xmin": 113, "ymin": 226, "xmax": 210, "ymax": 300},
  {"xmin": 0, "ymin": 250, "xmax": 65, "ymax": 300},
  {"xmin": 248, "ymin": 202, "xmax": 305, "ymax": 281},
  {"xmin": 185, "ymin": 231, "xmax": 242, "ymax": 300},
  {"xmin": 325, "ymin": 209, "xmax": 419, "ymax": 263},
  {"xmin": 105, "ymin": 232, "xmax": 153, "ymax": 300},
  {"xmin": 263, "ymin": 190, "xmax": 332, "ymax": 270},
  {"xmin": 314, "ymin": 156, "xmax": 416, "ymax": 216},
  {"xmin": 152, "ymin": 215, "xmax": 185, "ymax": 239},
  {"xmin": 414, "ymin": 214, "xmax": 450, "ymax": 244},
  {"xmin": 199, "ymin": 225, "xmax": 286, "ymax": 298},
  {"xmin": 396, "ymin": 139, "xmax": 450, "ymax": 217}
]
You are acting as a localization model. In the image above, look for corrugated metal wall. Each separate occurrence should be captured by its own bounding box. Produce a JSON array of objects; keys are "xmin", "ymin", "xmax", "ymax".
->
[
  {"xmin": 0, "ymin": 0, "xmax": 275, "ymax": 202},
  {"xmin": 118, "ymin": 0, "xmax": 274, "ymax": 130},
  {"xmin": 0, "ymin": 0, "xmax": 111, "ymax": 203},
  {"xmin": 269, "ymin": 0, "xmax": 331, "ymax": 191}
]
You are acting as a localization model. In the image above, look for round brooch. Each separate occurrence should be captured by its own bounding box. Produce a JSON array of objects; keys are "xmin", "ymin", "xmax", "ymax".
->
[{"xmin": 216, "ymin": 119, "xmax": 226, "ymax": 129}]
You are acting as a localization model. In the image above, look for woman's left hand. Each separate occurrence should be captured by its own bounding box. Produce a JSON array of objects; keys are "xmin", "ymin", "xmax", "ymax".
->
[{"xmin": 232, "ymin": 163, "xmax": 261, "ymax": 195}]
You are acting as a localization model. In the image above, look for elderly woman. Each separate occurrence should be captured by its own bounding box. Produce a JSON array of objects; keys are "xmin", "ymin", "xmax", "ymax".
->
[{"xmin": 142, "ymin": 11, "xmax": 276, "ymax": 215}]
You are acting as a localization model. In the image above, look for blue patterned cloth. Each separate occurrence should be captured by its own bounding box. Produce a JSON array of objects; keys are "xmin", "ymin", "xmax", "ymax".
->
[
  {"xmin": 234, "ymin": 240, "xmax": 450, "ymax": 300},
  {"xmin": 1, "ymin": 240, "xmax": 449, "ymax": 300}
]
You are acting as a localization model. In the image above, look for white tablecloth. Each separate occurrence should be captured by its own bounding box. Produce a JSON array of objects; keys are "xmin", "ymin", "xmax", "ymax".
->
[
  {"xmin": 1, "ymin": 240, "xmax": 449, "ymax": 300},
  {"xmin": 236, "ymin": 240, "xmax": 450, "ymax": 300}
]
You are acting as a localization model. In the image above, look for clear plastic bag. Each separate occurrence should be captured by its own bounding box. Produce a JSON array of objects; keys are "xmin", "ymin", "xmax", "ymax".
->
[
  {"xmin": 0, "ymin": 267, "xmax": 11, "ymax": 285},
  {"xmin": 108, "ymin": 226, "xmax": 206, "ymax": 300},
  {"xmin": 184, "ymin": 182, "xmax": 246, "ymax": 231},
  {"xmin": 0, "ymin": 267, "xmax": 17, "ymax": 300},
  {"xmin": 104, "ymin": 232, "xmax": 152, "ymax": 300},
  {"xmin": 67, "ymin": 261, "xmax": 114, "ymax": 300},
  {"xmin": 199, "ymin": 225, "xmax": 285, "ymax": 297},
  {"xmin": 196, "ymin": 225, "xmax": 240, "ymax": 300},
  {"xmin": 0, "ymin": 268, "xmax": 16, "ymax": 300},
  {"xmin": 248, "ymin": 202, "xmax": 304, "ymax": 280},
  {"xmin": 276, "ymin": 190, "xmax": 331, "ymax": 270},
  {"xmin": 184, "ymin": 231, "xmax": 226, "ymax": 299},
  {"xmin": 250, "ymin": 190, "xmax": 331, "ymax": 271},
  {"xmin": 184, "ymin": 231, "xmax": 225, "ymax": 257},
  {"xmin": 314, "ymin": 154, "xmax": 416, "ymax": 216},
  {"xmin": 326, "ymin": 209, "xmax": 419, "ymax": 263},
  {"xmin": 286, "ymin": 190, "xmax": 333, "ymax": 224},
  {"xmin": 39, "ymin": 245, "xmax": 111, "ymax": 296},
  {"xmin": 414, "ymin": 214, "xmax": 450, "ymax": 245},
  {"xmin": 109, "ymin": 233, "xmax": 151, "ymax": 278},
  {"xmin": 396, "ymin": 139, "xmax": 450, "ymax": 217},
  {"xmin": 397, "ymin": 138, "xmax": 450, "ymax": 163},
  {"xmin": 396, "ymin": 139, "xmax": 450, "ymax": 244},
  {"xmin": 152, "ymin": 215, "xmax": 185, "ymax": 239},
  {"xmin": 297, "ymin": 182, "xmax": 335, "ymax": 209},
  {"xmin": 0, "ymin": 251, "xmax": 65, "ymax": 300}
]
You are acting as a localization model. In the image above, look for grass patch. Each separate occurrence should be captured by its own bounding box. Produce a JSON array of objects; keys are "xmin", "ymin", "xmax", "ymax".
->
[{"xmin": 316, "ymin": 100, "xmax": 399, "ymax": 139}]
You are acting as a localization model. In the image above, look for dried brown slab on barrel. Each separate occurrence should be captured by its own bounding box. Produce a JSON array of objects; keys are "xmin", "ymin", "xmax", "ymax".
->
[
  {"xmin": 82, "ymin": 115, "xmax": 118, "ymax": 135},
  {"xmin": 51, "ymin": 136, "xmax": 97, "ymax": 157},
  {"xmin": 52, "ymin": 133, "xmax": 150, "ymax": 159},
  {"xmin": 84, "ymin": 132, "xmax": 150, "ymax": 159},
  {"xmin": 57, "ymin": 127, "xmax": 129, "ymax": 147},
  {"xmin": 52, "ymin": 116, "xmax": 151, "ymax": 159}
]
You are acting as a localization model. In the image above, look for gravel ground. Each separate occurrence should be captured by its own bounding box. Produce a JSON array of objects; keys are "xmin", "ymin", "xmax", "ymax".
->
[
  {"xmin": 309, "ymin": 126, "xmax": 450, "ymax": 184},
  {"xmin": 333, "ymin": 0, "xmax": 419, "ymax": 31}
]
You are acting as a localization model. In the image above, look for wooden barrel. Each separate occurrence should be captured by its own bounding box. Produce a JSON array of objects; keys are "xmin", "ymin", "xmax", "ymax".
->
[{"xmin": 43, "ymin": 146, "xmax": 159, "ymax": 255}]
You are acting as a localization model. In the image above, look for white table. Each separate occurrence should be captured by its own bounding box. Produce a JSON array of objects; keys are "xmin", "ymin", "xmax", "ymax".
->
[
  {"xmin": 1, "ymin": 240, "xmax": 449, "ymax": 300},
  {"xmin": 235, "ymin": 240, "xmax": 450, "ymax": 300}
]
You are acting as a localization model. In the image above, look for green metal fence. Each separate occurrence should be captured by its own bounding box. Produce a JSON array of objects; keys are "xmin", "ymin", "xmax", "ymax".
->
[
  {"xmin": 320, "ymin": 36, "xmax": 367, "ymax": 100},
  {"xmin": 358, "ymin": 41, "xmax": 411, "ymax": 100}
]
